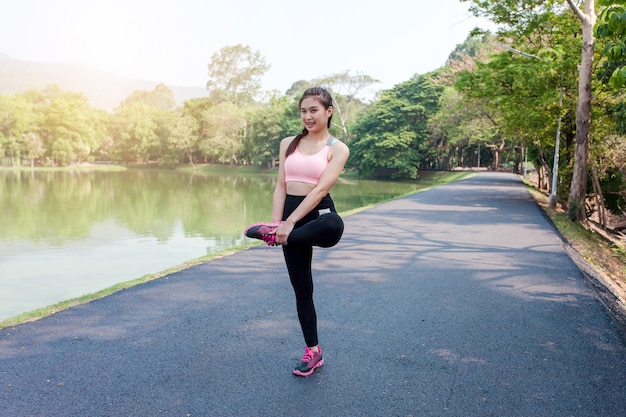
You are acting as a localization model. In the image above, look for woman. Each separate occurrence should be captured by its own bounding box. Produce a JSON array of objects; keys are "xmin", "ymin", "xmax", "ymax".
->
[{"xmin": 245, "ymin": 87, "xmax": 349, "ymax": 377}]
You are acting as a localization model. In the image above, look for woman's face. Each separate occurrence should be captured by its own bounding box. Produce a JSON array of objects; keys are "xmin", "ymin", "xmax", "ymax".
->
[{"xmin": 300, "ymin": 96, "xmax": 332, "ymax": 133}]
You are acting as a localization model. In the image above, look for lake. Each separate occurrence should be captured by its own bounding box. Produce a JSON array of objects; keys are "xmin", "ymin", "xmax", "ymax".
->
[{"xmin": 0, "ymin": 168, "xmax": 444, "ymax": 321}]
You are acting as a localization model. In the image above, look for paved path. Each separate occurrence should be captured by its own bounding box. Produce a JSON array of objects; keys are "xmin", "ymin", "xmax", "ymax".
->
[{"xmin": 2, "ymin": 173, "xmax": 626, "ymax": 417}]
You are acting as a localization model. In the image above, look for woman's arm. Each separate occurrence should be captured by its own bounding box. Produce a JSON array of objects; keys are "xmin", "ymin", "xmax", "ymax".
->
[
  {"xmin": 274, "ymin": 141, "xmax": 349, "ymax": 244},
  {"xmin": 271, "ymin": 137, "xmax": 293, "ymax": 223}
]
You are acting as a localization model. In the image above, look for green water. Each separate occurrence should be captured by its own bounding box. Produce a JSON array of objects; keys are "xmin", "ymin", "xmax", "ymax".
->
[{"xmin": 0, "ymin": 169, "xmax": 443, "ymax": 320}]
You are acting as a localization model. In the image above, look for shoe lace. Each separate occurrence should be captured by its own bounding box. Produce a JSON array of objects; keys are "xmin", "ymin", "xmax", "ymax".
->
[
  {"xmin": 261, "ymin": 233, "xmax": 277, "ymax": 246},
  {"xmin": 260, "ymin": 222, "xmax": 283, "ymax": 246},
  {"xmin": 300, "ymin": 346, "xmax": 315, "ymax": 362}
]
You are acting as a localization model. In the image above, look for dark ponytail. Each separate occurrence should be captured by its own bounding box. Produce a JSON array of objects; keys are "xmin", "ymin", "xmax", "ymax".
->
[
  {"xmin": 285, "ymin": 87, "xmax": 334, "ymax": 157},
  {"xmin": 286, "ymin": 128, "xmax": 308, "ymax": 157}
]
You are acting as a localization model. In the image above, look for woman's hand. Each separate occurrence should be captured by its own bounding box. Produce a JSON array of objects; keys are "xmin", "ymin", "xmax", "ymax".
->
[{"xmin": 273, "ymin": 221, "xmax": 294, "ymax": 245}]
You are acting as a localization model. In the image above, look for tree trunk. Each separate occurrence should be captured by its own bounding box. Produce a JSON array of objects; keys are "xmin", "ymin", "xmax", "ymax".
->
[
  {"xmin": 488, "ymin": 141, "xmax": 505, "ymax": 171},
  {"xmin": 493, "ymin": 150, "xmax": 500, "ymax": 171},
  {"xmin": 186, "ymin": 148, "xmax": 195, "ymax": 170},
  {"xmin": 591, "ymin": 168, "xmax": 607, "ymax": 229},
  {"xmin": 442, "ymin": 154, "xmax": 451, "ymax": 171},
  {"xmin": 537, "ymin": 147, "xmax": 550, "ymax": 192},
  {"xmin": 566, "ymin": 0, "xmax": 596, "ymax": 222},
  {"xmin": 332, "ymin": 100, "xmax": 350, "ymax": 142}
]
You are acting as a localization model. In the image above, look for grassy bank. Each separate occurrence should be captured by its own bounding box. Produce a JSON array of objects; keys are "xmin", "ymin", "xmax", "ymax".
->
[{"xmin": 178, "ymin": 164, "xmax": 271, "ymax": 175}]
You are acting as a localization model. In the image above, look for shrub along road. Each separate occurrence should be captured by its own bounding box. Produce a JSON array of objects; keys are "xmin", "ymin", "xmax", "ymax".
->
[{"xmin": 2, "ymin": 172, "xmax": 626, "ymax": 416}]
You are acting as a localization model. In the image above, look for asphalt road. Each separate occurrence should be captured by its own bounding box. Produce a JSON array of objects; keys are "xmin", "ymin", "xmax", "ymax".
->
[{"xmin": 2, "ymin": 172, "xmax": 626, "ymax": 417}]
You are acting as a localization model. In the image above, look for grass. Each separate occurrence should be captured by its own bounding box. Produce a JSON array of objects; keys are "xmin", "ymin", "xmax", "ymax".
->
[
  {"xmin": 337, "ymin": 171, "xmax": 474, "ymax": 217},
  {"xmin": 178, "ymin": 163, "xmax": 270, "ymax": 175}
]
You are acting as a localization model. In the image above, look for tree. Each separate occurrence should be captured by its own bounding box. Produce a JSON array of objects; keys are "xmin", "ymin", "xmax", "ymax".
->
[
  {"xmin": 120, "ymin": 83, "xmax": 176, "ymax": 111},
  {"xmin": 0, "ymin": 93, "xmax": 39, "ymax": 166},
  {"xmin": 594, "ymin": 1, "xmax": 626, "ymax": 217},
  {"xmin": 427, "ymin": 87, "xmax": 467, "ymax": 170},
  {"xmin": 315, "ymin": 71, "xmax": 380, "ymax": 142},
  {"xmin": 565, "ymin": 0, "xmax": 597, "ymax": 221},
  {"xmin": 30, "ymin": 85, "xmax": 104, "ymax": 166},
  {"xmin": 455, "ymin": 43, "xmax": 557, "ymax": 173},
  {"xmin": 350, "ymin": 74, "xmax": 443, "ymax": 178},
  {"xmin": 285, "ymin": 80, "xmax": 313, "ymax": 98},
  {"xmin": 21, "ymin": 132, "xmax": 44, "ymax": 167},
  {"xmin": 198, "ymin": 102, "xmax": 245, "ymax": 164},
  {"xmin": 109, "ymin": 102, "xmax": 159, "ymax": 163},
  {"xmin": 429, "ymin": 36, "xmax": 505, "ymax": 171},
  {"xmin": 206, "ymin": 44, "xmax": 270, "ymax": 107},
  {"xmin": 246, "ymin": 94, "xmax": 298, "ymax": 167},
  {"xmin": 166, "ymin": 114, "xmax": 199, "ymax": 168}
]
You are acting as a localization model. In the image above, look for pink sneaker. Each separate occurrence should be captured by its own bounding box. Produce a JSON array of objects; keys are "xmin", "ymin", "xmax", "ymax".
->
[
  {"xmin": 244, "ymin": 222, "xmax": 282, "ymax": 246},
  {"xmin": 293, "ymin": 346, "xmax": 324, "ymax": 377}
]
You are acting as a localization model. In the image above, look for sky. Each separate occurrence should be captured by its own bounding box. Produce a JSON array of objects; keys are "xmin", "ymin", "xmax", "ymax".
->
[{"xmin": 0, "ymin": 0, "xmax": 497, "ymax": 96}]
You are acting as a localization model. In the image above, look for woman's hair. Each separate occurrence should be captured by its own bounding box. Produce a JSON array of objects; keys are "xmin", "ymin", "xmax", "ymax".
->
[{"xmin": 285, "ymin": 87, "xmax": 334, "ymax": 157}]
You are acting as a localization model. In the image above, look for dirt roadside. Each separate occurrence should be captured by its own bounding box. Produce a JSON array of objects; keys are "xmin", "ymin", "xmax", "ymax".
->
[{"xmin": 526, "ymin": 184, "xmax": 626, "ymax": 334}]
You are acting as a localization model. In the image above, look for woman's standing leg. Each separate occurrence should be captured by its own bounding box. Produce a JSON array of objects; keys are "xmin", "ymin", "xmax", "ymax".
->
[
  {"xmin": 281, "ymin": 194, "xmax": 330, "ymax": 376},
  {"xmin": 282, "ymin": 244, "xmax": 318, "ymax": 347}
]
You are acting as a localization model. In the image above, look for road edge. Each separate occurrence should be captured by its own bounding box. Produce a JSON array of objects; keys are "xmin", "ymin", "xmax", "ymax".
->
[{"xmin": 533, "ymin": 198, "xmax": 626, "ymax": 341}]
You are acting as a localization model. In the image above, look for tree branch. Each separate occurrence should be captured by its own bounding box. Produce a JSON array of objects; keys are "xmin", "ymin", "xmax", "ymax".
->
[
  {"xmin": 565, "ymin": 0, "xmax": 585, "ymax": 22},
  {"xmin": 566, "ymin": 0, "xmax": 596, "ymax": 26},
  {"xmin": 484, "ymin": 112, "xmax": 498, "ymax": 127}
]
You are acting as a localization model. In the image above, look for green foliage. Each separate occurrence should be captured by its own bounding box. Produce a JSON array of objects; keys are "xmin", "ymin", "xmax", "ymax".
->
[
  {"xmin": 596, "ymin": 1, "xmax": 626, "ymax": 88},
  {"xmin": 206, "ymin": 44, "xmax": 270, "ymax": 106},
  {"xmin": 26, "ymin": 85, "xmax": 106, "ymax": 166},
  {"xmin": 109, "ymin": 102, "xmax": 159, "ymax": 163},
  {"xmin": 461, "ymin": 0, "xmax": 567, "ymax": 28},
  {"xmin": 596, "ymin": 0, "xmax": 626, "ymax": 149},
  {"xmin": 599, "ymin": 167, "xmax": 626, "ymax": 211},
  {"xmin": 120, "ymin": 83, "xmax": 176, "ymax": 111},
  {"xmin": 246, "ymin": 94, "xmax": 297, "ymax": 167},
  {"xmin": 313, "ymin": 71, "xmax": 380, "ymax": 142},
  {"xmin": 350, "ymin": 74, "xmax": 443, "ymax": 178},
  {"xmin": 197, "ymin": 102, "xmax": 245, "ymax": 164},
  {"xmin": 447, "ymin": 33, "xmax": 493, "ymax": 64},
  {"xmin": 0, "ymin": 93, "xmax": 39, "ymax": 165},
  {"xmin": 164, "ymin": 114, "xmax": 200, "ymax": 166},
  {"xmin": 453, "ymin": 4, "xmax": 586, "ymax": 187}
]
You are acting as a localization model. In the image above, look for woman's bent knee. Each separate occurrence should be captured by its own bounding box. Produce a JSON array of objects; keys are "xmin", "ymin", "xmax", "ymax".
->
[{"xmin": 318, "ymin": 213, "xmax": 344, "ymax": 248}]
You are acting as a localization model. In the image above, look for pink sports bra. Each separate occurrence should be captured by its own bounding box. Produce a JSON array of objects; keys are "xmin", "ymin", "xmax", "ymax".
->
[{"xmin": 284, "ymin": 136, "xmax": 340, "ymax": 185}]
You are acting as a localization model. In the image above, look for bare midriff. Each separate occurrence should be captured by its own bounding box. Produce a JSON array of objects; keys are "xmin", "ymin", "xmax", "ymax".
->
[{"xmin": 286, "ymin": 181, "xmax": 316, "ymax": 196}]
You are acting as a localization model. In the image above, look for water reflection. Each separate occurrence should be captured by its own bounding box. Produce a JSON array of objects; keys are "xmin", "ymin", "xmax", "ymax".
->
[{"xmin": 0, "ymin": 169, "xmax": 426, "ymax": 321}]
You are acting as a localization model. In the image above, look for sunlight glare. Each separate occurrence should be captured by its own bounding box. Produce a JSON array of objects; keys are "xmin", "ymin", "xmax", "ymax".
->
[{"xmin": 69, "ymin": 3, "xmax": 149, "ymax": 74}]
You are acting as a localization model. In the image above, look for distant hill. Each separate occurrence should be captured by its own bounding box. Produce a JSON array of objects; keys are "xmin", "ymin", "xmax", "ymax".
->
[{"xmin": 0, "ymin": 54, "xmax": 209, "ymax": 111}]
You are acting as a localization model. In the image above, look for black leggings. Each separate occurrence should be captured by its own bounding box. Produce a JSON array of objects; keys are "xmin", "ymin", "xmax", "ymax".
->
[{"xmin": 282, "ymin": 194, "xmax": 344, "ymax": 347}]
